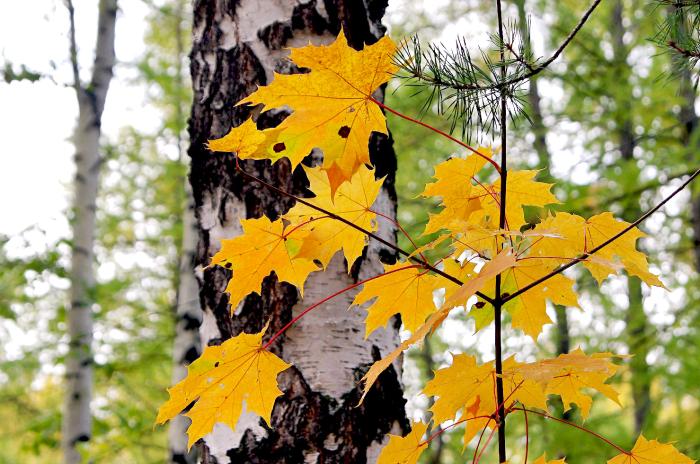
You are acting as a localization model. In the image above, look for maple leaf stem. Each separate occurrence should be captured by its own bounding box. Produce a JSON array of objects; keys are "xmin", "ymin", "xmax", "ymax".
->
[
  {"xmin": 523, "ymin": 407, "xmax": 530, "ymax": 464},
  {"xmin": 419, "ymin": 415, "xmax": 492, "ymax": 447},
  {"xmin": 502, "ymin": 166, "xmax": 700, "ymax": 305},
  {"xmin": 512, "ymin": 407, "xmax": 630, "ymax": 455},
  {"xmin": 473, "ymin": 426, "xmax": 498, "ymax": 464},
  {"xmin": 371, "ymin": 209, "xmax": 428, "ymax": 261},
  {"xmin": 368, "ymin": 96, "xmax": 502, "ymax": 173},
  {"xmin": 235, "ymin": 161, "xmax": 496, "ymax": 305},
  {"xmin": 263, "ymin": 265, "xmax": 422, "ymax": 350}
]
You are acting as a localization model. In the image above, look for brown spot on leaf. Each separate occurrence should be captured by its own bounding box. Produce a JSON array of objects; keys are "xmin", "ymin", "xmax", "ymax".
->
[
  {"xmin": 338, "ymin": 125, "xmax": 351, "ymax": 138},
  {"xmin": 273, "ymin": 142, "xmax": 286, "ymax": 153}
]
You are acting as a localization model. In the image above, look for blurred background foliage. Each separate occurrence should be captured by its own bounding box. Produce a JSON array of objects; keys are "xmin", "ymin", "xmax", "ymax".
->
[{"xmin": 0, "ymin": 0, "xmax": 699, "ymax": 462}]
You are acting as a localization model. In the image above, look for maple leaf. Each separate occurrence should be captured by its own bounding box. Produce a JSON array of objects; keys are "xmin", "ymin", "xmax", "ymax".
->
[
  {"xmin": 472, "ymin": 170, "xmax": 559, "ymax": 231},
  {"xmin": 424, "ymin": 170, "xmax": 557, "ymax": 237},
  {"xmin": 607, "ymin": 435, "xmax": 695, "ymax": 464},
  {"xmin": 377, "ymin": 422, "xmax": 428, "ymax": 464},
  {"xmin": 533, "ymin": 453, "xmax": 567, "ymax": 464},
  {"xmin": 156, "ymin": 325, "xmax": 291, "ymax": 449},
  {"xmin": 207, "ymin": 118, "xmax": 281, "ymax": 160},
  {"xmin": 239, "ymin": 31, "xmax": 397, "ymax": 191},
  {"xmin": 353, "ymin": 262, "xmax": 442, "ymax": 336},
  {"xmin": 533, "ymin": 212, "xmax": 663, "ymax": 287},
  {"xmin": 423, "ymin": 353, "xmax": 494, "ymax": 425},
  {"xmin": 478, "ymin": 258, "xmax": 579, "ymax": 339},
  {"xmin": 512, "ymin": 348, "xmax": 621, "ymax": 419},
  {"xmin": 422, "ymin": 354, "xmax": 546, "ymax": 445},
  {"xmin": 283, "ymin": 164, "xmax": 383, "ymax": 269},
  {"xmin": 210, "ymin": 216, "xmax": 319, "ymax": 311},
  {"xmin": 359, "ymin": 252, "xmax": 517, "ymax": 402}
]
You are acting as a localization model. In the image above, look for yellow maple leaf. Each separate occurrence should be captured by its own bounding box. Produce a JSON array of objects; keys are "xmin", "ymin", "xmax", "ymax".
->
[
  {"xmin": 533, "ymin": 212, "xmax": 663, "ymax": 287},
  {"xmin": 210, "ymin": 216, "xmax": 319, "ymax": 311},
  {"xmin": 473, "ymin": 170, "xmax": 559, "ymax": 231},
  {"xmin": 607, "ymin": 435, "xmax": 695, "ymax": 464},
  {"xmin": 283, "ymin": 164, "xmax": 383, "ymax": 269},
  {"xmin": 423, "ymin": 353, "xmax": 494, "ymax": 425},
  {"xmin": 156, "ymin": 325, "xmax": 291, "ymax": 449},
  {"xmin": 512, "ymin": 348, "xmax": 621, "ymax": 419},
  {"xmin": 360, "ymin": 252, "xmax": 517, "ymax": 402},
  {"xmin": 377, "ymin": 422, "xmax": 429, "ymax": 464},
  {"xmin": 353, "ymin": 262, "xmax": 442, "ymax": 336},
  {"xmin": 501, "ymin": 258, "xmax": 579, "ymax": 339},
  {"xmin": 532, "ymin": 453, "xmax": 567, "ymax": 464},
  {"xmin": 207, "ymin": 118, "xmax": 280, "ymax": 160},
  {"xmin": 238, "ymin": 30, "xmax": 397, "ymax": 191}
]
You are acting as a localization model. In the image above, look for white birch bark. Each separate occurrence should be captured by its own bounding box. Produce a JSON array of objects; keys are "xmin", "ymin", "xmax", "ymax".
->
[
  {"xmin": 62, "ymin": 1, "xmax": 117, "ymax": 462},
  {"xmin": 188, "ymin": 0, "xmax": 407, "ymax": 461}
]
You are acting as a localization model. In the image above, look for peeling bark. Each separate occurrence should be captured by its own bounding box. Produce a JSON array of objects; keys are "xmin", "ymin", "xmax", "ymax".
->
[
  {"xmin": 63, "ymin": 1, "xmax": 118, "ymax": 462},
  {"xmin": 187, "ymin": 1, "xmax": 406, "ymax": 462}
]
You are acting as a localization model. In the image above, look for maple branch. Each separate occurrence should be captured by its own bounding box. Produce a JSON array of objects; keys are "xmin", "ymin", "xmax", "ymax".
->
[
  {"xmin": 511, "ymin": 407, "xmax": 630, "ymax": 456},
  {"xmin": 263, "ymin": 265, "xmax": 421, "ymax": 349},
  {"xmin": 502, "ymin": 167, "xmax": 700, "ymax": 305},
  {"xmin": 235, "ymin": 161, "xmax": 496, "ymax": 305},
  {"xmin": 369, "ymin": 97, "xmax": 502, "ymax": 173}
]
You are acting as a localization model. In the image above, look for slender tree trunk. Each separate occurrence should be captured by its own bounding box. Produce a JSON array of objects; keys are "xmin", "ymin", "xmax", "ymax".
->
[
  {"xmin": 169, "ymin": 182, "xmax": 202, "ymax": 464},
  {"xmin": 168, "ymin": 2, "xmax": 201, "ymax": 462},
  {"xmin": 63, "ymin": 1, "xmax": 117, "ymax": 462},
  {"xmin": 187, "ymin": 1, "xmax": 407, "ymax": 462},
  {"xmin": 514, "ymin": 0, "xmax": 571, "ymax": 358},
  {"xmin": 611, "ymin": 0, "xmax": 651, "ymax": 435}
]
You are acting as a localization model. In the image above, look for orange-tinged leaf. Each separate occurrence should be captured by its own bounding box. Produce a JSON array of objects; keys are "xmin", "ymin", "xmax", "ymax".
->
[
  {"xmin": 156, "ymin": 325, "xmax": 291, "ymax": 449},
  {"xmin": 607, "ymin": 435, "xmax": 695, "ymax": 464},
  {"xmin": 423, "ymin": 353, "xmax": 494, "ymax": 425},
  {"xmin": 377, "ymin": 422, "xmax": 429, "ymax": 464},
  {"xmin": 353, "ymin": 262, "xmax": 442, "ymax": 336},
  {"xmin": 210, "ymin": 216, "xmax": 319, "ymax": 311},
  {"xmin": 283, "ymin": 164, "xmax": 383, "ymax": 268},
  {"xmin": 239, "ymin": 31, "xmax": 397, "ymax": 190}
]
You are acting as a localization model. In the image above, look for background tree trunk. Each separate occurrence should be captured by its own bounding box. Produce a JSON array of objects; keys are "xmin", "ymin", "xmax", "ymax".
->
[
  {"xmin": 168, "ymin": 1, "xmax": 202, "ymax": 461},
  {"xmin": 63, "ymin": 1, "xmax": 117, "ymax": 462},
  {"xmin": 513, "ymin": 0, "xmax": 571, "ymax": 358},
  {"xmin": 610, "ymin": 0, "xmax": 652, "ymax": 435},
  {"xmin": 187, "ymin": 1, "xmax": 407, "ymax": 462}
]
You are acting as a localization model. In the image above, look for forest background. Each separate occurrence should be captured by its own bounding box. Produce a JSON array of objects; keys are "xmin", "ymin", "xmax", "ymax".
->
[{"xmin": 1, "ymin": 0, "xmax": 699, "ymax": 463}]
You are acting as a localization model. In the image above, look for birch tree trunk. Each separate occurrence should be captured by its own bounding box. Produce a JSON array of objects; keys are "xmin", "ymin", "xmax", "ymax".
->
[
  {"xmin": 63, "ymin": 1, "xmax": 117, "ymax": 462},
  {"xmin": 187, "ymin": 1, "xmax": 407, "ymax": 462}
]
